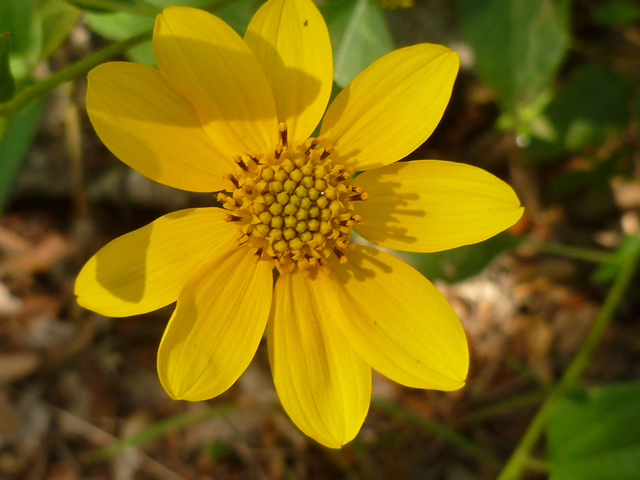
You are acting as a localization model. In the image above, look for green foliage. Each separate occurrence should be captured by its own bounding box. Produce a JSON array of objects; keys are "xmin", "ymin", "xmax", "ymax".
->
[
  {"xmin": 457, "ymin": 0, "xmax": 570, "ymax": 118},
  {"xmin": 0, "ymin": 0, "xmax": 42, "ymax": 80},
  {"xmin": 524, "ymin": 63, "xmax": 630, "ymax": 163},
  {"xmin": 0, "ymin": 0, "xmax": 80, "ymax": 82},
  {"xmin": 0, "ymin": 96, "xmax": 44, "ymax": 212},
  {"xmin": 39, "ymin": 0, "xmax": 81, "ymax": 60},
  {"xmin": 319, "ymin": 0, "xmax": 394, "ymax": 88},
  {"xmin": 594, "ymin": 0, "xmax": 640, "ymax": 26},
  {"xmin": 0, "ymin": 32, "xmax": 15, "ymax": 102},
  {"xmin": 591, "ymin": 235, "xmax": 640, "ymax": 284},
  {"xmin": 403, "ymin": 232, "xmax": 521, "ymax": 284},
  {"xmin": 84, "ymin": 0, "xmax": 260, "ymax": 66},
  {"xmin": 547, "ymin": 382, "xmax": 640, "ymax": 480}
]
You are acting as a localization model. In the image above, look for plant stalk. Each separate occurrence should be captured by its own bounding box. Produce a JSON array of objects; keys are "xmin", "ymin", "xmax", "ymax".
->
[{"xmin": 496, "ymin": 233, "xmax": 640, "ymax": 480}]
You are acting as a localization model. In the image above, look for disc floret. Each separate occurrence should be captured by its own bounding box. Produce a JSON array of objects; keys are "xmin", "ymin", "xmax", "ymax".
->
[{"xmin": 220, "ymin": 123, "xmax": 367, "ymax": 273}]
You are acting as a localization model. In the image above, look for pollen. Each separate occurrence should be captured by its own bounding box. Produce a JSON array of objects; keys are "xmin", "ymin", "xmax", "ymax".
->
[{"xmin": 220, "ymin": 123, "xmax": 367, "ymax": 272}]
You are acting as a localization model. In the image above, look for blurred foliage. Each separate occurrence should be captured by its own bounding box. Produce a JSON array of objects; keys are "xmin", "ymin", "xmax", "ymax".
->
[
  {"xmin": 457, "ymin": 0, "xmax": 570, "ymax": 125},
  {"xmin": 524, "ymin": 63, "xmax": 631, "ymax": 164},
  {"xmin": 319, "ymin": 0, "xmax": 393, "ymax": 88},
  {"xmin": 548, "ymin": 383, "xmax": 640, "ymax": 479},
  {"xmin": 591, "ymin": 235, "xmax": 640, "ymax": 284},
  {"xmin": 405, "ymin": 232, "xmax": 521, "ymax": 284},
  {"xmin": 0, "ymin": 0, "xmax": 79, "ymax": 81},
  {"xmin": 594, "ymin": 0, "xmax": 640, "ymax": 26}
]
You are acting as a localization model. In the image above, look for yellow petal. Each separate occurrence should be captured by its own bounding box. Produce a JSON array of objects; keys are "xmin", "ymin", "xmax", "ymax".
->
[
  {"xmin": 353, "ymin": 160, "xmax": 524, "ymax": 252},
  {"xmin": 154, "ymin": 7, "xmax": 278, "ymax": 156},
  {"xmin": 269, "ymin": 271, "xmax": 371, "ymax": 448},
  {"xmin": 245, "ymin": 0, "xmax": 332, "ymax": 144},
  {"xmin": 75, "ymin": 208, "xmax": 239, "ymax": 317},
  {"xmin": 314, "ymin": 245, "xmax": 468, "ymax": 390},
  {"xmin": 320, "ymin": 44, "xmax": 458, "ymax": 170},
  {"xmin": 87, "ymin": 62, "xmax": 235, "ymax": 192},
  {"xmin": 158, "ymin": 247, "xmax": 273, "ymax": 401}
]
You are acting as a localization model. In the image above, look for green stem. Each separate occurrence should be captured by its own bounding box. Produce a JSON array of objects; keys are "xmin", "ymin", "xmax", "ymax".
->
[
  {"xmin": 0, "ymin": 29, "xmax": 152, "ymax": 128},
  {"xmin": 527, "ymin": 239, "xmax": 617, "ymax": 264},
  {"xmin": 373, "ymin": 399, "xmax": 502, "ymax": 469},
  {"xmin": 496, "ymin": 233, "xmax": 640, "ymax": 480}
]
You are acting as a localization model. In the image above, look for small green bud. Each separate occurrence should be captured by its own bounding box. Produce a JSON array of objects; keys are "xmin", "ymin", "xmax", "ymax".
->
[
  {"xmin": 295, "ymin": 220, "xmax": 308, "ymax": 233},
  {"xmin": 284, "ymin": 227, "xmax": 296, "ymax": 240},
  {"xmin": 276, "ymin": 192, "xmax": 289, "ymax": 205},
  {"xmin": 270, "ymin": 215, "xmax": 284, "ymax": 228},
  {"xmin": 269, "ymin": 202, "xmax": 284, "ymax": 216},
  {"xmin": 259, "ymin": 211, "xmax": 272, "ymax": 224},
  {"xmin": 274, "ymin": 169, "xmax": 288, "ymax": 182},
  {"xmin": 290, "ymin": 169, "xmax": 303, "ymax": 183},
  {"xmin": 308, "ymin": 219, "xmax": 320, "ymax": 231},
  {"xmin": 284, "ymin": 215, "xmax": 297, "ymax": 228},
  {"xmin": 284, "ymin": 203, "xmax": 298, "ymax": 215}
]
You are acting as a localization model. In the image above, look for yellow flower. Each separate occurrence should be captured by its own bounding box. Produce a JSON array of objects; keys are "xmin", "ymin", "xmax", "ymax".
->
[{"xmin": 76, "ymin": 0, "xmax": 523, "ymax": 448}]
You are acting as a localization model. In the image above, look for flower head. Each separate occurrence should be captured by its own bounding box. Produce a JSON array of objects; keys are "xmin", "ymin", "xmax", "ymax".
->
[{"xmin": 76, "ymin": 0, "xmax": 523, "ymax": 448}]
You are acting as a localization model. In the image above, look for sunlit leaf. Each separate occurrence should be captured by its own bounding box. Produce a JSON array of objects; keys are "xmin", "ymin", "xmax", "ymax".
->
[
  {"xmin": 457, "ymin": 0, "xmax": 570, "ymax": 114},
  {"xmin": 524, "ymin": 63, "xmax": 630, "ymax": 163},
  {"xmin": 319, "ymin": 0, "xmax": 394, "ymax": 88},
  {"xmin": 548, "ymin": 382, "xmax": 640, "ymax": 480},
  {"xmin": 0, "ymin": 0, "xmax": 43, "ymax": 80},
  {"xmin": 38, "ymin": 0, "xmax": 81, "ymax": 60}
]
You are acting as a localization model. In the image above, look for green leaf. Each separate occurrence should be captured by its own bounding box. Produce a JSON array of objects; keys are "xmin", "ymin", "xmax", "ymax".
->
[
  {"xmin": 457, "ymin": 0, "xmax": 570, "ymax": 114},
  {"xmin": 401, "ymin": 232, "xmax": 521, "ymax": 284},
  {"xmin": 594, "ymin": 1, "xmax": 640, "ymax": 26},
  {"xmin": 85, "ymin": 11, "xmax": 156, "ymax": 64},
  {"xmin": 548, "ymin": 382, "xmax": 640, "ymax": 480},
  {"xmin": 319, "ymin": 0, "xmax": 394, "ymax": 88},
  {"xmin": 0, "ymin": 31, "xmax": 15, "ymax": 102},
  {"xmin": 0, "ymin": 95, "xmax": 44, "ymax": 212},
  {"xmin": 524, "ymin": 63, "xmax": 631, "ymax": 163},
  {"xmin": 38, "ymin": 0, "xmax": 81, "ymax": 60},
  {"xmin": 0, "ymin": 0, "xmax": 43, "ymax": 80}
]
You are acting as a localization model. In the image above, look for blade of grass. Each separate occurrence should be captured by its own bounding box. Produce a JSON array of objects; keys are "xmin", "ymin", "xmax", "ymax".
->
[{"xmin": 81, "ymin": 404, "xmax": 232, "ymax": 463}]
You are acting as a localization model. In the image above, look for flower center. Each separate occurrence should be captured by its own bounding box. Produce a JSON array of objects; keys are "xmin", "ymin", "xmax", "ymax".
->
[{"xmin": 220, "ymin": 123, "xmax": 367, "ymax": 273}]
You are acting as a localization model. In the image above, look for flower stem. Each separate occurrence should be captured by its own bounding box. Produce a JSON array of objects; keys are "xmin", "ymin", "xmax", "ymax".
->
[
  {"xmin": 0, "ymin": 30, "xmax": 152, "ymax": 141},
  {"xmin": 373, "ymin": 399, "xmax": 502, "ymax": 469},
  {"xmin": 496, "ymin": 233, "xmax": 640, "ymax": 480},
  {"xmin": 526, "ymin": 239, "xmax": 617, "ymax": 264}
]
